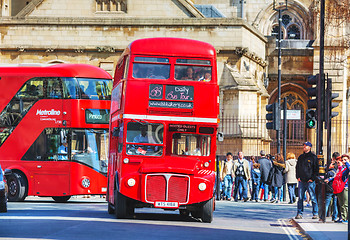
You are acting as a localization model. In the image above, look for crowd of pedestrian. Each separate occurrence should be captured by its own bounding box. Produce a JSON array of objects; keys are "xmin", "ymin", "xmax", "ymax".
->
[{"xmin": 219, "ymin": 141, "xmax": 349, "ymax": 223}]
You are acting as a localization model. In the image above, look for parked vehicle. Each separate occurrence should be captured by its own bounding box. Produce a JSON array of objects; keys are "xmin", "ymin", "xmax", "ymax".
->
[{"xmin": 0, "ymin": 165, "xmax": 12, "ymax": 212}]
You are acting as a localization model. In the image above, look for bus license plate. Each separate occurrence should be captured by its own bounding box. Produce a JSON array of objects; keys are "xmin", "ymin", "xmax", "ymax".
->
[{"xmin": 154, "ymin": 201, "xmax": 179, "ymax": 208}]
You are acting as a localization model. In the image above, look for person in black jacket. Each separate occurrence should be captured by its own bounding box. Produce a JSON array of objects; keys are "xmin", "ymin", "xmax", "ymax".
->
[{"xmin": 295, "ymin": 141, "xmax": 319, "ymax": 219}]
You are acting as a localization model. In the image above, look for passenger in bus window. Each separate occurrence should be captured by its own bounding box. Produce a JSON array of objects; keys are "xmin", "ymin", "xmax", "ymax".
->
[
  {"xmin": 133, "ymin": 125, "xmax": 149, "ymax": 143},
  {"xmin": 194, "ymin": 71, "xmax": 203, "ymax": 81},
  {"xmin": 36, "ymin": 85, "xmax": 44, "ymax": 98},
  {"xmin": 181, "ymin": 67, "xmax": 194, "ymax": 80},
  {"xmin": 49, "ymin": 82, "xmax": 62, "ymax": 98},
  {"xmin": 85, "ymin": 82, "xmax": 98, "ymax": 99},
  {"xmin": 203, "ymin": 71, "xmax": 211, "ymax": 82},
  {"xmin": 133, "ymin": 64, "xmax": 143, "ymax": 78},
  {"xmin": 58, "ymin": 142, "xmax": 68, "ymax": 160}
]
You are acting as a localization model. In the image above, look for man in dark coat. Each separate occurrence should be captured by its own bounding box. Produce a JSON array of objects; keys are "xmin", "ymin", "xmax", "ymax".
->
[
  {"xmin": 295, "ymin": 141, "xmax": 319, "ymax": 219},
  {"xmin": 258, "ymin": 150, "xmax": 272, "ymax": 201}
]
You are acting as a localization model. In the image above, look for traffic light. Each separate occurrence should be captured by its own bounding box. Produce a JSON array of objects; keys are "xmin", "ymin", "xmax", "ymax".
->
[
  {"xmin": 266, "ymin": 102, "xmax": 280, "ymax": 130},
  {"xmin": 305, "ymin": 109, "xmax": 316, "ymax": 128},
  {"xmin": 307, "ymin": 74, "xmax": 325, "ymax": 122},
  {"xmin": 326, "ymin": 77, "xmax": 339, "ymax": 119},
  {"xmin": 306, "ymin": 74, "xmax": 318, "ymax": 110}
]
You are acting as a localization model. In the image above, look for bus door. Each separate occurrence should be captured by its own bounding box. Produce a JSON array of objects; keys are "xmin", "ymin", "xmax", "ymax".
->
[
  {"xmin": 30, "ymin": 128, "xmax": 71, "ymax": 196},
  {"xmin": 32, "ymin": 77, "xmax": 69, "ymax": 196}
]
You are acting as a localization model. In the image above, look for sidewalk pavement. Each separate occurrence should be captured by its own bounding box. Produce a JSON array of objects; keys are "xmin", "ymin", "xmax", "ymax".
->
[{"xmin": 291, "ymin": 213, "xmax": 348, "ymax": 240}]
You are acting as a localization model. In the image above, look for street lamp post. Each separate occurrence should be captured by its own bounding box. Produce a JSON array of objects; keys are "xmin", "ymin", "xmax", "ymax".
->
[{"xmin": 273, "ymin": 0, "xmax": 288, "ymax": 154}]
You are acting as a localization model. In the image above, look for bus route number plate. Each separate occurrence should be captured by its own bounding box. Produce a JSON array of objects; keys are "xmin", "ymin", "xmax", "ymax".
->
[{"xmin": 154, "ymin": 201, "xmax": 179, "ymax": 208}]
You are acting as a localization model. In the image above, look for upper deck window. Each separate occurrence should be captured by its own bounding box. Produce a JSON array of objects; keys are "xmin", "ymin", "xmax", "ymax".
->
[
  {"xmin": 132, "ymin": 57, "xmax": 170, "ymax": 80},
  {"xmin": 175, "ymin": 59, "xmax": 212, "ymax": 82},
  {"xmin": 78, "ymin": 78, "xmax": 112, "ymax": 100}
]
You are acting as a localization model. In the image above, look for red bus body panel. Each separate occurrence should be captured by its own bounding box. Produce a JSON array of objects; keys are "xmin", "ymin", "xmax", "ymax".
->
[{"xmin": 108, "ymin": 38, "xmax": 219, "ymax": 209}]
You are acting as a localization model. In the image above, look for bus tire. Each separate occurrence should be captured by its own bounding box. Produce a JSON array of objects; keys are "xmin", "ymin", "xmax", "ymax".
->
[
  {"xmin": 179, "ymin": 209, "xmax": 190, "ymax": 216},
  {"xmin": 114, "ymin": 190, "xmax": 127, "ymax": 219},
  {"xmin": 201, "ymin": 197, "xmax": 214, "ymax": 223},
  {"xmin": 7, "ymin": 172, "xmax": 27, "ymax": 202},
  {"xmin": 52, "ymin": 196, "xmax": 71, "ymax": 203},
  {"xmin": 108, "ymin": 202, "xmax": 114, "ymax": 214},
  {"xmin": 0, "ymin": 199, "xmax": 7, "ymax": 212}
]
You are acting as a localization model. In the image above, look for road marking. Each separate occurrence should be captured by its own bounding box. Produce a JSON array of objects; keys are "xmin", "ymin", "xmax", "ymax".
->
[{"xmin": 278, "ymin": 219, "xmax": 301, "ymax": 240}]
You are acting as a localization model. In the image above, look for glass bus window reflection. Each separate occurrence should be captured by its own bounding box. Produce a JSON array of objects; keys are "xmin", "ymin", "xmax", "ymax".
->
[
  {"xmin": 125, "ymin": 122, "xmax": 164, "ymax": 156},
  {"xmin": 78, "ymin": 78, "xmax": 112, "ymax": 100},
  {"xmin": 71, "ymin": 129, "xmax": 109, "ymax": 174},
  {"xmin": 132, "ymin": 63, "xmax": 170, "ymax": 80},
  {"xmin": 172, "ymin": 133, "xmax": 211, "ymax": 156},
  {"xmin": 175, "ymin": 65, "xmax": 212, "ymax": 82}
]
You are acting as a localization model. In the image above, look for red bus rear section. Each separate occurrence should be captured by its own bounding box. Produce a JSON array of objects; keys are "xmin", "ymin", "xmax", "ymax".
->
[
  {"xmin": 108, "ymin": 38, "xmax": 219, "ymax": 222},
  {"xmin": 0, "ymin": 64, "xmax": 112, "ymax": 202}
]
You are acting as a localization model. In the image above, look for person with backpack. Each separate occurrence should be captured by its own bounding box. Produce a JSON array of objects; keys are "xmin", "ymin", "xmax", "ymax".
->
[
  {"xmin": 324, "ymin": 161, "xmax": 339, "ymax": 222},
  {"xmin": 295, "ymin": 141, "xmax": 319, "ymax": 220},
  {"xmin": 220, "ymin": 152, "xmax": 234, "ymax": 201},
  {"xmin": 270, "ymin": 153, "xmax": 286, "ymax": 203},
  {"xmin": 327, "ymin": 154, "xmax": 350, "ymax": 223}
]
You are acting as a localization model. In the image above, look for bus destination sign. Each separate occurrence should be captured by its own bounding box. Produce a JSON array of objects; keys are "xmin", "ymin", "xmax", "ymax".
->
[
  {"xmin": 85, "ymin": 109, "xmax": 110, "ymax": 124},
  {"xmin": 149, "ymin": 84, "xmax": 194, "ymax": 109},
  {"xmin": 169, "ymin": 124, "xmax": 196, "ymax": 132}
]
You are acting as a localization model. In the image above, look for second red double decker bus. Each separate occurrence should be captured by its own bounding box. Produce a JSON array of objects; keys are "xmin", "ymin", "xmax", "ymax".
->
[
  {"xmin": 108, "ymin": 38, "xmax": 219, "ymax": 222},
  {"xmin": 0, "ymin": 64, "xmax": 112, "ymax": 202}
]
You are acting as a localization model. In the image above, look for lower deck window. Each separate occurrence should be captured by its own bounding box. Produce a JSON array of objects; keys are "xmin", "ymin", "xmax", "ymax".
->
[{"xmin": 172, "ymin": 133, "xmax": 211, "ymax": 156}]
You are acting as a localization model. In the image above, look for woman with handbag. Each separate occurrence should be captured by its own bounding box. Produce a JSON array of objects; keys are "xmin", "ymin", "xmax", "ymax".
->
[
  {"xmin": 284, "ymin": 152, "xmax": 298, "ymax": 204},
  {"xmin": 270, "ymin": 153, "xmax": 286, "ymax": 203}
]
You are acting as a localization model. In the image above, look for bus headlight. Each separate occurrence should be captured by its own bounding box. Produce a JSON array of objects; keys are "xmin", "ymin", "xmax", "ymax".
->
[
  {"xmin": 198, "ymin": 182, "xmax": 206, "ymax": 191},
  {"xmin": 81, "ymin": 177, "xmax": 91, "ymax": 188},
  {"xmin": 203, "ymin": 162, "xmax": 209, "ymax": 168},
  {"xmin": 127, "ymin": 178, "xmax": 136, "ymax": 187},
  {"xmin": 123, "ymin": 158, "xmax": 129, "ymax": 164}
]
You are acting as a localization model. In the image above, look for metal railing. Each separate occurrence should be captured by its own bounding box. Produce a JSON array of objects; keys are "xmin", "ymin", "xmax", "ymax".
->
[{"xmin": 217, "ymin": 116, "xmax": 349, "ymax": 159}]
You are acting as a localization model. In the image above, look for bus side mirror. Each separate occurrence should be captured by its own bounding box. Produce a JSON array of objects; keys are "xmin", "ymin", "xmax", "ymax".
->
[
  {"xmin": 217, "ymin": 132, "xmax": 224, "ymax": 142},
  {"xmin": 112, "ymin": 127, "xmax": 120, "ymax": 137}
]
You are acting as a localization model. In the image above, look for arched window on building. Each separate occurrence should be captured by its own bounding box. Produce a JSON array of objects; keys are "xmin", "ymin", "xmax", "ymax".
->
[
  {"xmin": 272, "ymin": 25, "xmax": 285, "ymax": 39},
  {"xmin": 270, "ymin": 13, "xmax": 303, "ymax": 39},
  {"xmin": 287, "ymin": 25, "xmax": 301, "ymax": 39}
]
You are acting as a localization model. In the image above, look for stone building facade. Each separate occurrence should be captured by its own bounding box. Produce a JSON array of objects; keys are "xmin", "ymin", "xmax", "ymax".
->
[{"xmin": 0, "ymin": 0, "xmax": 348, "ymax": 156}]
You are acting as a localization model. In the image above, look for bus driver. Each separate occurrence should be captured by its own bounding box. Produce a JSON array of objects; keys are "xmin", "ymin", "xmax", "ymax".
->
[{"xmin": 133, "ymin": 125, "xmax": 149, "ymax": 143}]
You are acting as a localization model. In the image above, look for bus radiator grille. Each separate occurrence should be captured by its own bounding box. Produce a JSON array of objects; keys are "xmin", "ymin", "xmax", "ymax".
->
[
  {"xmin": 146, "ymin": 175, "xmax": 166, "ymax": 202},
  {"xmin": 145, "ymin": 174, "xmax": 189, "ymax": 204},
  {"xmin": 168, "ymin": 176, "xmax": 189, "ymax": 203}
]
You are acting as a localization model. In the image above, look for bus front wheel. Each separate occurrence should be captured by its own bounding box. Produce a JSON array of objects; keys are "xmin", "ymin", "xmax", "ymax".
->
[
  {"xmin": 52, "ymin": 196, "xmax": 71, "ymax": 203},
  {"xmin": 114, "ymin": 190, "xmax": 127, "ymax": 219},
  {"xmin": 201, "ymin": 197, "xmax": 214, "ymax": 223},
  {"xmin": 191, "ymin": 197, "xmax": 214, "ymax": 223},
  {"xmin": 114, "ymin": 190, "xmax": 134, "ymax": 218},
  {"xmin": 7, "ymin": 172, "xmax": 27, "ymax": 202}
]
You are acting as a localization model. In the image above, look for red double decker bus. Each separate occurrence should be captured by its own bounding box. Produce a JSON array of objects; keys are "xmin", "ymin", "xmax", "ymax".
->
[
  {"xmin": 107, "ymin": 38, "xmax": 219, "ymax": 222},
  {"xmin": 0, "ymin": 64, "xmax": 112, "ymax": 202}
]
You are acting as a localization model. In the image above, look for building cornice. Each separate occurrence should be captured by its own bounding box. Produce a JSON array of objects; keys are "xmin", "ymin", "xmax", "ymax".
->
[{"xmin": 0, "ymin": 17, "xmax": 267, "ymax": 43}]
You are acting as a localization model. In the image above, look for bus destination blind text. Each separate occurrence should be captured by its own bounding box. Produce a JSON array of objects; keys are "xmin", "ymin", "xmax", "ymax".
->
[{"xmin": 169, "ymin": 124, "xmax": 196, "ymax": 132}]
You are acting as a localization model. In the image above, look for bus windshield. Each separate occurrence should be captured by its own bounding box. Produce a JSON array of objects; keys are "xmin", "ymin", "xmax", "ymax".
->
[
  {"xmin": 172, "ymin": 133, "xmax": 211, "ymax": 156},
  {"xmin": 125, "ymin": 122, "xmax": 164, "ymax": 156}
]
